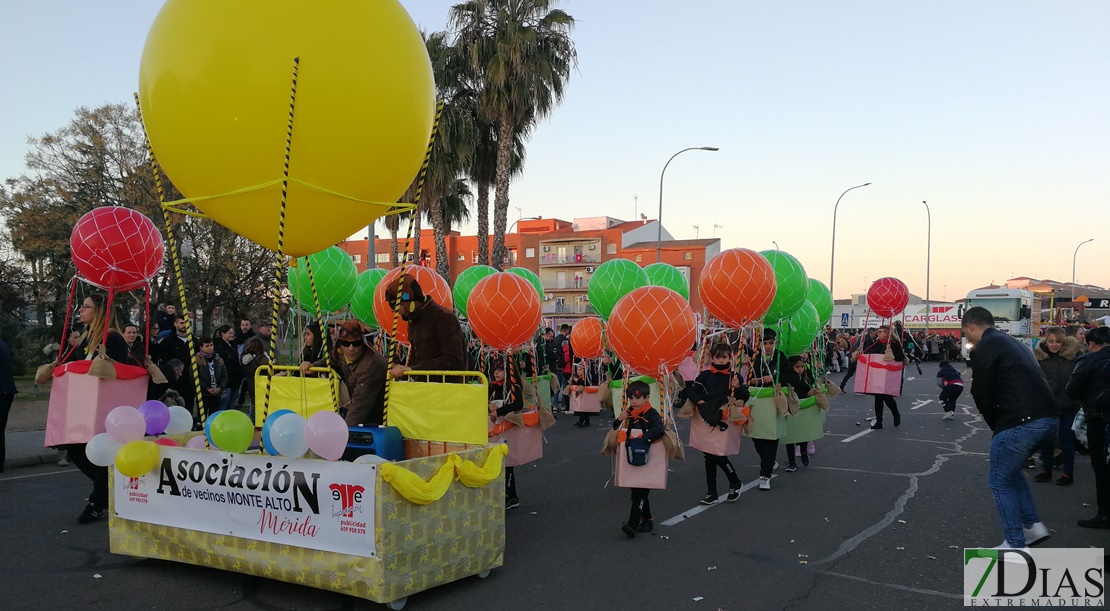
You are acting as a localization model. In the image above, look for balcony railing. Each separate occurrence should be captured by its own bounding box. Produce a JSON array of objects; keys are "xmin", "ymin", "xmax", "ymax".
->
[
  {"xmin": 543, "ymin": 282, "xmax": 588, "ymax": 291},
  {"xmin": 539, "ymin": 253, "xmax": 601, "ymax": 266},
  {"xmin": 542, "ymin": 302, "xmax": 595, "ymax": 315}
]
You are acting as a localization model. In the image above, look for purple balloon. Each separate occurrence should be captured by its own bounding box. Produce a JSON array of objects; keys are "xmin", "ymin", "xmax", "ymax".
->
[{"xmin": 138, "ymin": 400, "xmax": 171, "ymax": 436}]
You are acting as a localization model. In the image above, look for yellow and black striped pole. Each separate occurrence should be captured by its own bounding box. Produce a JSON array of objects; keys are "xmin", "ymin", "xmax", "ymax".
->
[
  {"xmin": 382, "ymin": 99, "xmax": 444, "ymax": 425},
  {"xmin": 303, "ymin": 255, "xmax": 339, "ymax": 411},
  {"xmin": 134, "ymin": 93, "xmax": 205, "ymax": 433},
  {"xmin": 261, "ymin": 56, "xmax": 301, "ymax": 425}
]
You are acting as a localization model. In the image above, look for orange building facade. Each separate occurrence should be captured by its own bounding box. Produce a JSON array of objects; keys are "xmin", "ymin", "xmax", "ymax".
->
[{"xmin": 337, "ymin": 216, "xmax": 720, "ymax": 323}]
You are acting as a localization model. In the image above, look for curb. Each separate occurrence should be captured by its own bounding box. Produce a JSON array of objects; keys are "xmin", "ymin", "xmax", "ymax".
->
[{"xmin": 5, "ymin": 451, "xmax": 64, "ymax": 471}]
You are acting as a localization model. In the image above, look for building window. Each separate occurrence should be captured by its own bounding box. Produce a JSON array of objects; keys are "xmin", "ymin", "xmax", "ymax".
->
[
  {"xmin": 471, "ymin": 251, "xmax": 478, "ymax": 264},
  {"xmin": 634, "ymin": 254, "xmax": 642, "ymax": 262},
  {"xmin": 684, "ymin": 252, "xmax": 693, "ymax": 260},
  {"xmin": 406, "ymin": 253, "xmax": 415, "ymax": 263},
  {"xmin": 525, "ymin": 247, "xmax": 535, "ymax": 258},
  {"xmin": 350, "ymin": 254, "xmax": 362, "ymax": 264},
  {"xmin": 606, "ymin": 243, "xmax": 616, "ymax": 254},
  {"xmin": 375, "ymin": 253, "xmax": 391, "ymax": 264},
  {"xmin": 457, "ymin": 253, "xmax": 465, "ymax": 261}
]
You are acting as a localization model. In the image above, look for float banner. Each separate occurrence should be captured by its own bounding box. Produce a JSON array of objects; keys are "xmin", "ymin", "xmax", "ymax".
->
[{"xmin": 113, "ymin": 447, "xmax": 376, "ymax": 558}]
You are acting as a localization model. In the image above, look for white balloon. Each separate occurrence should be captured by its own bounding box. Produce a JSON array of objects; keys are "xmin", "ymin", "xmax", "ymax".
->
[
  {"xmin": 270, "ymin": 414, "xmax": 308, "ymax": 459},
  {"xmin": 86, "ymin": 433, "xmax": 124, "ymax": 467},
  {"xmin": 352, "ymin": 453, "xmax": 387, "ymax": 465},
  {"xmin": 164, "ymin": 405, "xmax": 194, "ymax": 435}
]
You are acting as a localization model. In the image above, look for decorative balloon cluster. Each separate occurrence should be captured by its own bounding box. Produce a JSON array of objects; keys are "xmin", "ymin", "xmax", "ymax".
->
[
  {"xmin": 87, "ymin": 401, "xmax": 193, "ymax": 476},
  {"xmin": 258, "ymin": 410, "xmax": 350, "ymax": 461}
]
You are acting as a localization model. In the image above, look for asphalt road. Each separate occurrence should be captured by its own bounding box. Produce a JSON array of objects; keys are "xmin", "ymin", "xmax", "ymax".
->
[{"xmin": 2, "ymin": 363, "xmax": 1107, "ymax": 610}]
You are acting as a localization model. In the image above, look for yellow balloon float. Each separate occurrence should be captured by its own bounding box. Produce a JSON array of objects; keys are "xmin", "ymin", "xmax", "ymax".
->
[{"xmin": 138, "ymin": 0, "xmax": 435, "ymax": 257}]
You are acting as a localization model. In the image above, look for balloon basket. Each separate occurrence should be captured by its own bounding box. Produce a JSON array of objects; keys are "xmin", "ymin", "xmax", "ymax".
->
[
  {"xmin": 780, "ymin": 397, "xmax": 827, "ymax": 444},
  {"xmin": 108, "ymin": 440, "xmax": 505, "ymax": 606},
  {"xmin": 742, "ymin": 389, "xmax": 788, "ymax": 440}
]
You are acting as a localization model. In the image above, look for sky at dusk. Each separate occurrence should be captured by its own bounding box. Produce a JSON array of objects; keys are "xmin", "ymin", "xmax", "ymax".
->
[{"xmin": 2, "ymin": 1, "xmax": 1107, "ymax": 300}]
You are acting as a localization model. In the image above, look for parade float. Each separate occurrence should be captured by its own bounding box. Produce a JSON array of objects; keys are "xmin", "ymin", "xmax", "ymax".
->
[{"xmin": 38, "ymin": 1, "xmax": 530, "ymax": 608}]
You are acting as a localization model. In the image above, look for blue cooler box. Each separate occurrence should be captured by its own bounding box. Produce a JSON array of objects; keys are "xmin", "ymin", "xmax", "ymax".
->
[{"xmin": 343, "ymin": 425, "xmax": 404, "ymax": 462}]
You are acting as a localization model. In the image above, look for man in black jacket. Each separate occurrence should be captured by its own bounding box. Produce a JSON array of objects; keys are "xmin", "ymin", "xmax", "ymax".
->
[
  {"xmin": 963, "ymin": 306, "xmax": 1059, "ymax": 549},
  {"xmin": 1067, "ymin": 326, "xmax": 1110, "ymax": 528}
]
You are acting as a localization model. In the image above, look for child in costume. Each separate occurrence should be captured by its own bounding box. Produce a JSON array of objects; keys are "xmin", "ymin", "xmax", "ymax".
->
[
  {"xmin": 936, "ymin": 360, "xmax": 964, "ymax": 420},
  {"xmin": 687, "ymin": 342, "xmax": 750, "ymax": 504},
  {"xmin": 748, "ymin": 328, "xmax": 791, "ymax": 490},
  {"xmin": 615, "ymin": 380, "xmax": 664, "ymax": 537},
  {"xmin": 569, "ymin": 362, "xmax": 592, "ymax": 428},
  {"xmin": 488, "ymin": 360, "xmax": 524, "ymax": 509},
  {"xmin": 782, "ymin": 355, "xmax": 818, "ymax": 471}
]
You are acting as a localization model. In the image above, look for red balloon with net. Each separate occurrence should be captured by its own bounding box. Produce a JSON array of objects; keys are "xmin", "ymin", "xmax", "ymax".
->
[
  {"xmin": 866, "ymin": 277, "xmax": 909, "ymax": 318},
  {"xmin": 71, "ymin": 207, "xmax": 165, "ymax": 292}
]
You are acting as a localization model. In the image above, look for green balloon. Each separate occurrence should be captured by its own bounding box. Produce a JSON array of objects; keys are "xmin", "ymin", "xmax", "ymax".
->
[
  {"xmin": 208, "ymin": 410, "xmax": 254, "ymax": 454},
  {"xmin": 807, "ymin": 278, "xmax": 834, "ymax": 325},
  {"xmin": 644, "ymin": 262, "xmax": 689, "ymax": 300},
  {"xmin": 290, "ymin": 246, "xmax": 358, "ymax": 313},
  {"xmin": 587, "ymin": 259, "xmax": 649, "ymax": 320},
  {"xmin": 350, "ymin": 268, "xmax": 388, "ymax": 328},
  {"xmin": 454, "ymin": 265, "xmax": 498, "ymax": 317},
  {"xmin": 506, "ymin": 267, "xmax": 543, "ymax": 301},
  {"xmin": 769, "ymin": 301, "xmax": 821, "ymax": 356},
  {"xmin": 759, "ymin": 250, "xmax": 808, "ymax": 322}
]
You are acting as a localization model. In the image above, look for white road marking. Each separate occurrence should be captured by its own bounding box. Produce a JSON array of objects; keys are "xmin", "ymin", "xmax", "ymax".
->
[
  {"xmin": 0, "ymin": 468, "xmax": 77, "ymax": 482},
  {"xmin": 910, "ymin": 399, "xmax": 934, "ymax": 410},
  {"xmin": 841, "ymin": 428, "xmax": 875, "ymax": 443},
  {"xmin": 660, "ymin": 476, "xmax": 772, "ymax": 526}
]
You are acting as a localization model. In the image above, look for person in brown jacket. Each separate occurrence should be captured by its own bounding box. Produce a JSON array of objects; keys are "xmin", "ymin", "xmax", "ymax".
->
[
  {"xmin": 385, "ymin": 274, "xmax": 466, "ymax": 378},
  {"xmin": 300, "ymin": 321, "xmax": 387, "ymax": 426}
]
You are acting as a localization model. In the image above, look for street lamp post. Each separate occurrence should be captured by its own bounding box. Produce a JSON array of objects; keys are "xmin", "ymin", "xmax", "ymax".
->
[
  {"xmin": 922, "ymin": 201, "xmax": 931, "ymax": 338},
  {"xmin": 713, "ymin": 223, "xmax": 722, "ymax": 237},
  {"xmin": 829, "ymin": 182, "xmax": 872, "ymax": 298},
  {"xmin": 1072, "ymin": 238, "xmax": 1094, "ymax": 309},
  {"xmin": 657, "ymin": 146, "xmax": 718, "ymax": 262}
]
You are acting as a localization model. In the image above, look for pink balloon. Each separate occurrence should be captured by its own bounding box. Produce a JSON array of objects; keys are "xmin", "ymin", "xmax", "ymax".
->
[
  {"xmin": 105, "ymin": 406, "xmax": 147, "ymax": 444},
  {"xmin": 154, "ymin": 437, "xmax": 180, "ymax": 447},
  {"xmin": 185, "ymin": 435, "xmax": 209, "ymax": 449},
  {"xmin": 304, "ymin": 411, "xmax": 349, "ymax": 461}
]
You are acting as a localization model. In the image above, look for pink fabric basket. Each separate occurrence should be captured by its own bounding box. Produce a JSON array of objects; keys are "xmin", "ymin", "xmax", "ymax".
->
[
  {"xmin": 853, "ymin": 354, "xmax": 904, "ymax": 397},
  {"xmin": 490, "ymin": 417, "xmax": 543, "ymax": 467},
  {"xmin": 614, "ymin": 441, "xmax": 668, "ymax": 490},
  {"xmin": 45, "ymin": 363, "xmax": 149, "ymax": 446},
  {"xmin": 677, "ymin": 355, "xmax": 699, "ymax": 382},
  {"xmin": 570, "ymin": 388, "xmax": 601, "ymax": 414},
  {"xmin": 688, "ymin": 413, "xmax": 742, "ymax": 457}
]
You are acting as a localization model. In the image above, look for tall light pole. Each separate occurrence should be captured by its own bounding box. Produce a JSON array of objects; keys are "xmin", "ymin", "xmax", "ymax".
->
[
  {"xmin": 829, "ymin": 182, "xmax": 872, "ymax": 298},
  {"xmin": 713, "ymin": 223, "xmax": 723, "ymax": 237},
  {"xmin": 1072, "ymin": 238, "xmax": 1094, "ymax": 305},
  {"xmin": 693, "ymin": 225, "xmax": 700, "ymax": 239},
  {"xmin": 772, "ymin": 241, "xmax": 779, "ymax": 250},
  {"xmin": 657, "ymin": 146, "xmax": 718, "ymax": 262},
  {"xmin": 922, "ymin": 201, "xmax": 931, "ymax": 338}
]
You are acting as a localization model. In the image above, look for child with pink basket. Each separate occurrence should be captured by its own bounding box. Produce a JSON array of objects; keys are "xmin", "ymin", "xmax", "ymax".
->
[{"xmin": 614, "ymin": 380, "xmax": 665, "ymax": 537}]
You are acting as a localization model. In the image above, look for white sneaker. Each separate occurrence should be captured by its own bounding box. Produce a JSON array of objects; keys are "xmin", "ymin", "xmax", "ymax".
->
[
  {"xmin": 942, "ymin": 412, "xmax": 954, "ymax": 420},
  {"xmin": 758, "ymin": 477, "xmax": 771, "ymax": 491},
  {"xmin": 1023, "ymin": 522, "xmax": 1050, "ymax": 546},
  {"xmin": 994, "ymin": 542, "xmax": 1032, "ymax": 564}
]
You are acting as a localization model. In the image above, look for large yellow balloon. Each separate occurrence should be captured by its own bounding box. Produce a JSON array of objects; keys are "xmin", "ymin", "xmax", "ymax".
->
[{"xmin": 139, "ymin": 0, "xmax": 434, "ymax": 257}]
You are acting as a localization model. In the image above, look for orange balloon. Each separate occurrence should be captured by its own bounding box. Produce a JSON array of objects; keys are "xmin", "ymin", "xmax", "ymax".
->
[
  {"xmin": 373, "ymin": 266, "xmax": 453, "ymax": 345},
  {"xmin": 467, "ymin": 273, "xmax": 541, "ymax": 350},
  {"xmin": 607, "ymin": 286, "xmax": 696, "ymax": 375},
  {"xmin": 698, "ymin": 248, "xmax": 777, "ymax": 327},
  {"xmin": 570, "ymin": 317, "xmax": 605, "ymax": 359}
]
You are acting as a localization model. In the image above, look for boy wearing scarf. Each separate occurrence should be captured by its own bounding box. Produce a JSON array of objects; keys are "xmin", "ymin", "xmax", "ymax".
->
[
  {"xmin": 615, "ymin": 380, "xmax": 665, "ymax": 537},
  {"xmin": 688, "ymin": 343, "xmax": 750, "ymax": 504}
]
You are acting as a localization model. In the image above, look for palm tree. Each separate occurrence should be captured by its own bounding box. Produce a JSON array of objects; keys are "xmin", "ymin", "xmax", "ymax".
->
[
  {"xmin": 451, "ymin": 0, "xmax": 577, "ymax": 270},
  {"xmin": 381, "ymin": 212, "xmax": 402, "ymax": 267},
  {"xmin": 429, "ymin": 178, "xmax": 473, "ymax": 278},
  {"xmin": 468, "ymin": 114, "xmax": 528, "ymax": 267}
]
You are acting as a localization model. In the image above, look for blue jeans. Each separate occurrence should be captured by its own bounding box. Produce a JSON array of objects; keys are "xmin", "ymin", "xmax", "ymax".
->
[
  {"xmin": 218, "ymin": 386, "xmax": 239, "ymax": 412},
  {"xmin": 1039, "ymin": 410, "xmax": 1078, "ymax": 476},
  {"xmin": 989, "ymin": 417, "xmax": 1059, "ymax": 547},
  {"xmin": 554, "ymin": 372, "xmax": 568, "ymax": 408}
]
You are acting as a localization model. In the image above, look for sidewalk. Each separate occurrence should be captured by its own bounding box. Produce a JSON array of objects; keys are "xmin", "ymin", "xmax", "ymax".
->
[{"xmin": 4, "ymin": 429, "xmax": 64, "ymax": 470}]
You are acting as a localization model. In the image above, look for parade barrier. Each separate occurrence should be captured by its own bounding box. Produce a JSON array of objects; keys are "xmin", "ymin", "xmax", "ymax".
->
[
  {"xmin": 853, "ymin": 354, "xmax": 904, "ymax": 397},
  {"xmin": 780, "ymin": 394, "xmax": 827, "ymax": 445},
  {"xmin": 253, "ymin": 366, "xmax": 341, "ymax": 427},
  {"xmin": 109, "ymin": 370, "xmax": 504, "ymax": 610},
  {"xmin": 742, "ymin": 387, "xmax": 788, "ymax": 440}
]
